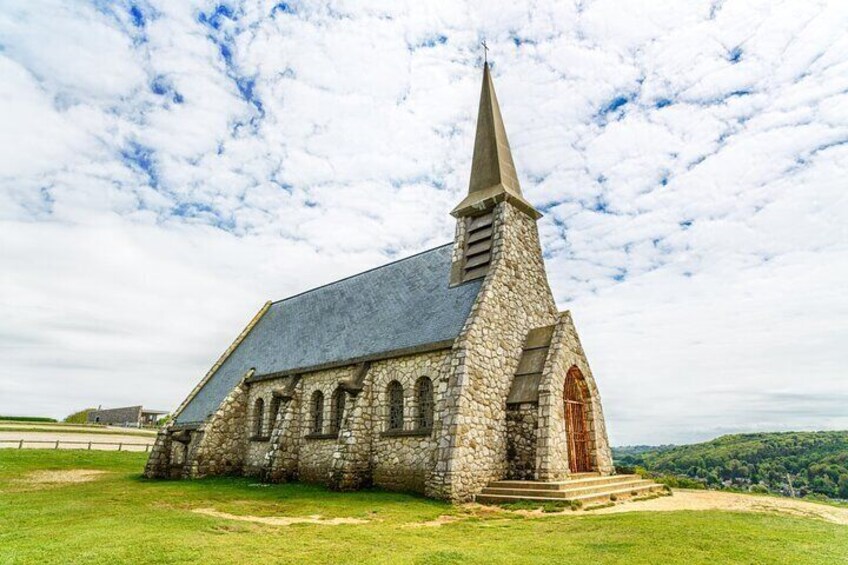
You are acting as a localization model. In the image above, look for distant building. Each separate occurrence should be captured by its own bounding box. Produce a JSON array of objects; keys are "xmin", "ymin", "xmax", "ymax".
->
[{"xmin": 87, "ymin": 406, "xmax": 168, "ymax": 427}]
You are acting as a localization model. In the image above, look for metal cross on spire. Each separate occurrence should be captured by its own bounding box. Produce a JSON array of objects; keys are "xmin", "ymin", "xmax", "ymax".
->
[{"xmin": 481, "ymin": 39, "xmax": 489, "ymax": 63}]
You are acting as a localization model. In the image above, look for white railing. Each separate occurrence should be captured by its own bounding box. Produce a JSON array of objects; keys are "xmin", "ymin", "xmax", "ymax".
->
[{"xmin": 0, "ymin": 439, "xmax": 154, "ymax": 452}]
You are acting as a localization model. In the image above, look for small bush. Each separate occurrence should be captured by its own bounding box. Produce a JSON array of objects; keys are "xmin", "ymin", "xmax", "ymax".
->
[
  {"xmin": 609, "ymin": 494, "xmax": 618, "ymax": 502},
  {"xmin": 64, "ymin": 409, "xmax": 95, "ymax": 424},
  {"xmin": 651, "ymin": 475, "xmax": 707, "ymax": 490},
  {"xmin": 583, "ymin": 502, "xmax": 615, "ymax": 511},
  {"xmin": 541, "ymin": 501, "xmax": 571, "ymax": 513}
]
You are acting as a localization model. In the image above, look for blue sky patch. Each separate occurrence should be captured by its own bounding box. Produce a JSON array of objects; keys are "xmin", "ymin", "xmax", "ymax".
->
[
  {"xmin": 129, "ymin": 5, "xmax": 145, "ymax": 27},
  {"xmin": 151, "ymin": 76, "xmax": 168, "ymax": 95},
  {"xmin": 150, "ymin": 76, "xmax": 184, "ymax": 104},
  {"xmin": 198, "ymin": 4, "xmax": 236, "ymax": 30},
  {"xmin": 272, "ymin": 2, "xmax": 295, "ymax": 16},
  {"xmin": 511, "ymin": 35, "xmax": 536, "ymax": 47},
  {"xmin": 728, "ymin": 46, "xmax": 743, "ymax": 63},
  {"xmin": 604, "ymin": 96, "xmax": 629, "ymax": 113},
  {"xmin": 419, "ymin": 34, "xmax": 447, "ymax": 48},
  {"xmin": 121, "ymin": 141, "xmax": 158, "ymax": 188},
  {"xmin": 236, "ymin": 76, "xmax": 264, "ymax": 114},
  {"xmin": 727, "ymin": 89, "xmax": 752, "ymax": 98}
]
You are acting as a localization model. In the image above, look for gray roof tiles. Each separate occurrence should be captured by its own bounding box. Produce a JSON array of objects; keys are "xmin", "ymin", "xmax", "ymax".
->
[{"xmin": 176, "ymin": 244, "xmax": 481, "ymax": 425}]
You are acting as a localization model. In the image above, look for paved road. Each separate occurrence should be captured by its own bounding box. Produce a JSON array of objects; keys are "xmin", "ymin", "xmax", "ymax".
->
[{"xmin": 0, "ymin": 431, "xmax": 155, "ymax": 452}]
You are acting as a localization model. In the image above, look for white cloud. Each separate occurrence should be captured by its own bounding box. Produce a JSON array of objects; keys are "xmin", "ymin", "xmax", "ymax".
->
[{"xmin": 0, "ymin": 0, "xmax": 846, "ymax": 444}]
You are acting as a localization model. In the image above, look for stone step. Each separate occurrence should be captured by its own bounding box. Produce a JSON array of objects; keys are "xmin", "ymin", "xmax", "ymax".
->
[
  {"xmin": 480, "ymin": 479, "xmax": 656, "ymax": 499},
  {"xmin": 489, "ymin": 474, "xmax": 641, "ymax": 490},
  {"xmin": 475, "ymin": 484, "xmax": 664, "ymax": 506}
]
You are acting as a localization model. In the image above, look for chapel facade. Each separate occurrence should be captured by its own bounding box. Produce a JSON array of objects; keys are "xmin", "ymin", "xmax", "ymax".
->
[{"xmin": 145, "ymin": 63, "xmax": 615, "ymax": 502}]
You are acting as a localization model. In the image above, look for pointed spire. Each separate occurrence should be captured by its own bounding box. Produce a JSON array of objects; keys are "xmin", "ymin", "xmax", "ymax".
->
[{"xmin": 452, "ymin": 62, "xmax": 540, "ymax": 219}]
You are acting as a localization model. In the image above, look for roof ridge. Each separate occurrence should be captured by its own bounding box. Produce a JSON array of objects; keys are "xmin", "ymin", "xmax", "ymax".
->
[{"xmin": 271, "ymin": 243, "xmax": 453, "ymax": 305}]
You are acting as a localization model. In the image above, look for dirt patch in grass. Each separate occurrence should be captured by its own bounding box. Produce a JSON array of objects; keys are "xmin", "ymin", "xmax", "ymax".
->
[
  {"xmin": 402, "ymin": 515, "xmax": 461, "ymax": 527},
  {"xmin": 24, "ymin": 470, "xmax": 108, "ymax": 484},
  {"xmin": 192, "ymin": 508, "xmax": 369, "ymax": 526},
  {"xmin": 591, "ymin": 489, "xmax": 848, "ymax": 525}
]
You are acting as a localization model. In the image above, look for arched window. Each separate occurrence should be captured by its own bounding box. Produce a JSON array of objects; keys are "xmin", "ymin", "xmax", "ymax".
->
[
  {"xmin": 330, "ymin": 388, "xmax": 346, "ymax": 434},
  {"xmin": 253, "ymin": 397, "xmax": 265, "ymax": 437},
  {"xmin": 269, "ymin": 396, "xmax": 282, "ymax": 432},
  {"xmin": 415, "ymin": 377, "xmax": 433, "ymax": 430},
  {"xmin": 387, "ymin": 380, "xmax": 404, "ymax": 431},
  {"xmin": 310, "ymin": 390, "xmax": 324, "ymax": 434}
]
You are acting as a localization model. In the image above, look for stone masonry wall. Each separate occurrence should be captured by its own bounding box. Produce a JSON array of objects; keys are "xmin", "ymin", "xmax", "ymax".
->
[
  {"xmin": 143, "ymin": 430, "xmax": 172, "ymax": 478},
  {"xmin": 329, "ymin": 375, "xmax": 372, "ymax": 491},
  {"xmin": 186, "ymin": 376, "xmax": 250, "ymax": 478},
  {"xmin": 536, "ymin": 311, "xmax": 614, "ymax": 480},
  {"xmin": 145, "ymin": 374, "xmax": 251, "ymax": 481},
  {"xmin": 429, "ymin": 201, "xmax": 559, "ymax": 501},
  {"xmin": 296, "ymin": 367, "xmax": 355, "ymax": 483},
  {"xmin": 506, "ymin": 402, "xmax": 538, "ymax": 480},
  {"xmin": 369, "ymin": 350, "xmax": 451, "ymax": 493},
  {"xmin": 233, "ymin": 350, "xmax": 451, "ymax": 493},
  {"xmin": 264, "ymin": 382, "xmax": 302, "ymax": 482}
]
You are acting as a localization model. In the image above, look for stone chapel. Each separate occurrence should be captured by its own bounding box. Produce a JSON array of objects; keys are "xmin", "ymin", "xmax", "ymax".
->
[{"xmin": 145, "ymin": 63, "xmax": 623, "ymax": 503}]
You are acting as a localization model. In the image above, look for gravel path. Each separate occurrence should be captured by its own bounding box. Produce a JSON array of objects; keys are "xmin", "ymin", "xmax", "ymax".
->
[{"xmin": 591, "ymin": 489, "xmax": 848, "ymax": 525}]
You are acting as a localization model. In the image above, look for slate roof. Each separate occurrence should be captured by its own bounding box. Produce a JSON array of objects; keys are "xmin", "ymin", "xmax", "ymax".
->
[{"xmin": 175, "ymin": 244, "xmax": 482, "ymax": 425}]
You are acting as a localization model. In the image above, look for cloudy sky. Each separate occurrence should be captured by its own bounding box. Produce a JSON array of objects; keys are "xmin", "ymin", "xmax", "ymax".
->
[{"xmin": 1, "ymin": 0, "xmax": 846, "ymax": 445}]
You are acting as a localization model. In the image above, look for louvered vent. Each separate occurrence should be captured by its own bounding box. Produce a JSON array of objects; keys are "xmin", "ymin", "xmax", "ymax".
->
[{"xmin": 462, "ymin": 211, "xmax": 494, "ymax": 282}]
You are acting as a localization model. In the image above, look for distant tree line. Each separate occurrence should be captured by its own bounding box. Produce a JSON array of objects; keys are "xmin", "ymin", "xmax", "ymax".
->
[
  {"xmin": 614, "ymin": 431, "xmax": 848, "ymax": 501},
  {"xmin": 0, "ymin": 416, "xmax": 57, "ymax": 423}
]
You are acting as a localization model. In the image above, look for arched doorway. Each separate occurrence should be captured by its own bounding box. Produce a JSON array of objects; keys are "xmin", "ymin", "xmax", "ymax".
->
[{"xmin": 564, "ymin": 366, "xmax": 593, "ymax": 473}]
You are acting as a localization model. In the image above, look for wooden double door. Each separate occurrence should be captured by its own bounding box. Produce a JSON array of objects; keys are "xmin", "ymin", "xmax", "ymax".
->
[{"xmin": 564, "ymin": 367, "xmax": 593, "ymax": 473}]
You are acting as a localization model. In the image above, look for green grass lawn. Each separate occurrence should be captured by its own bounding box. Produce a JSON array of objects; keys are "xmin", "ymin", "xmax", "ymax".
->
[{"xmin": 0, "ymin": 451, "xmax": 845, "ymax": 565}]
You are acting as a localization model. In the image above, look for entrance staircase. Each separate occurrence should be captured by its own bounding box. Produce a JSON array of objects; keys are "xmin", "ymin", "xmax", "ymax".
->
[{"xmin": 475, "ymin": 473, "xmax": 664, "ymax": 506}]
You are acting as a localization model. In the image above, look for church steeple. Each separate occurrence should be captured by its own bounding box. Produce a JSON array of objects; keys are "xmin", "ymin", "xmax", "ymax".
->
[{"xmin": 451, "ymin": 62, "xmax": 540, "ymax": 219}]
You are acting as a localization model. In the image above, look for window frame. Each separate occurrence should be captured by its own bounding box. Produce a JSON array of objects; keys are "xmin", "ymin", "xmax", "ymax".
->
[
  {"xmin": 415, "ymin": 376, "xmax": 434, "ymax": 431},
  {"xmin": 253, "ymin": 397, "xmax": 265, "ymax": 438},
  {"xmin": 310, "ymin": 390, "xmax": 324, "ymax": 435},
  {"xmin": 330, "ymin": 387, "xmax": 346, "ymax": 434},
  {"xmin": 387, "ymin": 380, "xmax": 404, "ymax": 431}
]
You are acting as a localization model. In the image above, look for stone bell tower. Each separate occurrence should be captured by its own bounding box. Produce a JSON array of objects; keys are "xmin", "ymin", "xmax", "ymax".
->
[{"xmin": 428, "ymin": 62, "xmax": 559, "ymax": 501}]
